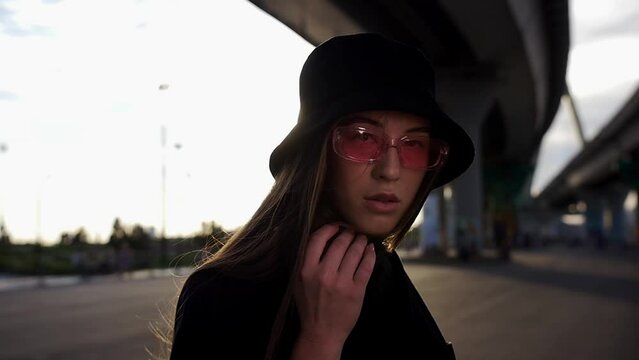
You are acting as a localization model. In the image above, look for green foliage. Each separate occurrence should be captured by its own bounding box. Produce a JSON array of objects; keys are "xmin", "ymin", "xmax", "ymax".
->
[
  {"xmin": 483, "ymin": 160, "xmax": 534, "ymax": 210},
  {"xmin": 0, "ymin": 224, "xmax": 11, "ymax": 245},
  {"xmin": 58, "ymin": 228, "xmax": 88, "ymax": 246},
  {"xmin": 0, "ymin": 218, "xmax": 232, "ymax": 275},
  {"xmin": 0, "ymin": 244, "xmax": 74, "ymax": 275}
]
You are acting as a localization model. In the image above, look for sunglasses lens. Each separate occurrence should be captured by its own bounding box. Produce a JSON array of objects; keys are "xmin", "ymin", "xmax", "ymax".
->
[
  {"xmin": 399, "ymin": 136, "xmax": 447, "ymax": 169},
  {"xmin": 334, "ymin": 127, "xmax": 383, "ymax": 162},
  {"xmin": 399, "ymin": 136, "xmax": 430, "ymax": 169}
]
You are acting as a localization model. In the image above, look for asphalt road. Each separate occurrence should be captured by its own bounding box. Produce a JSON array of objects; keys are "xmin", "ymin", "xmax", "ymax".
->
[
  {"xmin": 403, "ymin": 248, "xmax": 639, "ymax": 360},
  {"xmin": 0, "ymin": 247, "xmax": 637, "ymax": 360}
]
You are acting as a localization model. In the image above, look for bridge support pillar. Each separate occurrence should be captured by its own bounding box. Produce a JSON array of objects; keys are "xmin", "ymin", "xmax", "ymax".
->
[
  {"xmin": 420, "ymin": 78, "xmax": 495, "ymax": 259},
  {"xmin": 582, "ymin": 192, "xmax": 605, "ymax": 249},
  {"xmin": 420, "ymin": 188, "xmax": 442, "ymax": 253},
  {"xmin": 608, "ymin": 186, "xmax": 629, "ymax": 247}
]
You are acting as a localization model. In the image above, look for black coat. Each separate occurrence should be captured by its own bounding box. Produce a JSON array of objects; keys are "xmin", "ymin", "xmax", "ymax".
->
[{"xmin": 170, "ymin": 249, "xmax": 455, "ymax": 359}]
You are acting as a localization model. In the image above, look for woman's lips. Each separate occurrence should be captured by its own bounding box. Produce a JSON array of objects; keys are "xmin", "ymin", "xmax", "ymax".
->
[{"xmin": 364, "ymin": 193, "xmax": 400, "ymax": 214}]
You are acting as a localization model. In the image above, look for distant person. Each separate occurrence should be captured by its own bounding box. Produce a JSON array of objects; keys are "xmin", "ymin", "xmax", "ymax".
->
[{"xmin": 169, "ymin": 33, "xmax": 474, "ymax": 359}]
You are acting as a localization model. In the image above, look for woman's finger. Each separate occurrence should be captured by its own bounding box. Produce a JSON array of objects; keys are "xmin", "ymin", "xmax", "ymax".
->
[
  {"xmin": 320, "ymin": 229, "xmax": 355, "ymax": 273},
  {"xmin": 337, "ymin": 234, "xmax": 367, "ymax": 276},
  {"xmin": 353, "ymin": 243, "xmax": 376, "ymax": 285},
  {"xmin": 305, "ymin": 223, "xmax": 341, "ymax": 266}
]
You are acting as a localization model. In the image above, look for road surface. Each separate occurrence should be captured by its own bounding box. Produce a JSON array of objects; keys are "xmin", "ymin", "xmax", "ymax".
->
[{"xmin": 0, "ymin": 247, "xmax": 637, "ymax": 359}]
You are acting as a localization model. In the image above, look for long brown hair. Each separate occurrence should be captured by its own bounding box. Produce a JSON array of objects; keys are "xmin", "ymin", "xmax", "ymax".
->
[{"xmin": 198, "ymin": 128, "xmax": 330, "ymax": 359}]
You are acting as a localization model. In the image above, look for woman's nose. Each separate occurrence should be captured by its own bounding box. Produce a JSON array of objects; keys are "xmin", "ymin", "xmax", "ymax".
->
[{"xmin": 372, "ymin": 145, "xmax": 401, "ymax": 181}]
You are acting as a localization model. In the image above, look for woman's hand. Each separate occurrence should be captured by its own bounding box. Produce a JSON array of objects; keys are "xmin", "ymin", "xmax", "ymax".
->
[{"xmin": 292, "ymin": 223, "xmax": 376, "ymax": 358}]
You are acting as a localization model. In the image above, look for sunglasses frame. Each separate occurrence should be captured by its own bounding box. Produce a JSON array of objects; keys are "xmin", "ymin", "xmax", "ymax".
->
[{"xmin": 331, "ymin": 124, "xmax": 449, "ymax": 170}]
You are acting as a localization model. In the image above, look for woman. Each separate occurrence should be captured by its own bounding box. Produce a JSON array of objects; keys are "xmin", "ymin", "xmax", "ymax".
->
[{"xmin": 170, "ymin": 33, "xmax": 474, "ymax": 359}]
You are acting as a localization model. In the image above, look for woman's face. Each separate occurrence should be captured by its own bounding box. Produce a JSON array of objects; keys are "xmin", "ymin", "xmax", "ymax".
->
[{"xmin": 326, "ymin": 110, "xmax": 430, "ymax": 238}]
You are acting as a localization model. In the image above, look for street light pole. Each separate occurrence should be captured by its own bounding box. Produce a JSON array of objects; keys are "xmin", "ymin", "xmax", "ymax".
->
[
  {"xmin": 158, "ymin": 83, "xmax": 169, "ymax": 241},
  {"xmin": 158, "ymin": 84, "xmax": 170, "ymax": 267},
  {"xmin": 161, "ymin": 124, "xmax": 167, "ymax": 241},
  {"xmin": 36, "ymin": 174, "xmax": 51, "ymax": 244},
  {"xmin": 0, "ymin": 142, "xmax": 7, "ymax": 230},
  {"xmin": 36, "ymin": 187, "xmax": 41, "ymax": 243}
]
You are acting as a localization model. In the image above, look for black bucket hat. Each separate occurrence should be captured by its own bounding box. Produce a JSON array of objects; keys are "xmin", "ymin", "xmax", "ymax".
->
[{"xmin": 269, "ymin": 33, "xmax": 474, "ymax": 189}]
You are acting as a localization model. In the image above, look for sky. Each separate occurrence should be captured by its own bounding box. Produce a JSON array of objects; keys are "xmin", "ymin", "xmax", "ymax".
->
[
  {"xmin": 0, "ymin": 0, "xmax": 638, "ymax": 244},
  {"xmin": 0, "ymin": 0, "xmax": 314, "ymax": 243}
]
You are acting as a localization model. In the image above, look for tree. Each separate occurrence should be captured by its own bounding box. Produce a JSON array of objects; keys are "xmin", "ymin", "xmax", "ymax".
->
[
  {"xmin": 129, "ymin": 224, "xmax": 152, "ymax": 250},
  {"xmin": 60, "ymin": 227, "xmax": 89, "ymax": 246},
  {"xmin": 108, "ymin": 218, "xmax": 129, "ymax": 249},
  {"xmin": 58, "ymin": 228, "xmax": 88, "ymax": 246},
  {"xmin": 59, "ymin": 232, "xmax": 72, "ymax": 246},
  {"xmin": 72, "ymin": 228, "xmax": 88, "ymax": 246},
  {"xmin": 0, "ymin": 224, "xmax": 11, "ymax": 245}
]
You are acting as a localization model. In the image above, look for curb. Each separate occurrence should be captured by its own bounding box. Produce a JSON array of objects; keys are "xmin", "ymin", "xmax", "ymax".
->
[{"xmin": 0, "ymin": 267, "xmax": 194, "ymax": 293}]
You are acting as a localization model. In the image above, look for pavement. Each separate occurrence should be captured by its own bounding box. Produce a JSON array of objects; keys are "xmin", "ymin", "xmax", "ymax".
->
[
  {"xmin": 0, "ymin": 245, "xmax": 637, "ymax": 359},
  {"xmin": 402, "ymin": 245, "xmax": 639, "ymax": 360},
  {"xmin": 0, "ymin": 267, "xmax": 193, "ymax": 292}
]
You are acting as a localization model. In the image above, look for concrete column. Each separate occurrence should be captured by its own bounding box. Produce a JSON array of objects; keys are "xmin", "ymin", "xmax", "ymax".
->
[
  {"xmin": 444, "ymin": 184, "xmax": 456, "ymax": 251},
  {"xmin": 608, "ymin": 186, "xmax": 629, "ymax": 247},
  {"xmin": 420, "ymin": 184, "xmax": 454, "ymax": 254},
  {"xmin": 420, "ymin": 188, "xmax": 441, "ymax": 253},
  {"xmin": 438, "ymin": 79, "xmax": 495, "ymax": 254},
  {"xmin": 582, "ymin": 191, "xmax": 605, "ymax": 249},
  {"xmin": 452, "ymin": 123, "xmax": 483, "ymax": 254}
]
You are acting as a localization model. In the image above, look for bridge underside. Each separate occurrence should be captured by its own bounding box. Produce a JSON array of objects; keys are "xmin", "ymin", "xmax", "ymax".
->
[
  {"xmin": 539, "ymin": 89, "xmax": 639, "ymax": 209},
  {"xmin": 250, "ymin": 0, "xmax": 568, "ymax": 166},
  {"xmin": 249, "ymin": 0, "xmax": 570, "ymax": 252}
]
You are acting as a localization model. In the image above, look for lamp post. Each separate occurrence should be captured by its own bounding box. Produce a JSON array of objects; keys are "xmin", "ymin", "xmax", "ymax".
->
[
  {"xmin": 157, "ymin": 84, "xmax": 188, "ymax": 266},
  {"xmin": 36, "ymin": 174, "xmax": 52, "ymax": 244},
  {"xmin": 161, "ymin": 124, "xmax": 167, "ymax": 241},
  {"xmin": 158, "ymin": 83, "xmax": 170, "ymax": 242},
  {"xmin": 0, "ymin": 142, "xmax": 7, "ymax": 231},
  {"xmin": 158, "ymin": 83, "xmax": 171, "ymax": 267}
]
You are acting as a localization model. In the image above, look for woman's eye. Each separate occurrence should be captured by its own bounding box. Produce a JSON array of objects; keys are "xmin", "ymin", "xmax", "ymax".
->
[
  {"xmin": 358, "ymin": 132, "xmax": 371, "ymax": 141},
  {"xmin": 353, "ymin": 130, "xmax": 375, "ymax": 142},
  {"xmin": 404, "ymin": 139, "xmax": 426, "ymax": 148}
]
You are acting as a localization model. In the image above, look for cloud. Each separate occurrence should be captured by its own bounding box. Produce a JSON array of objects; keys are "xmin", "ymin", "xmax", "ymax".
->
[
  {"xmin": 539, "ymin": 101, "xmax": 580, "ymax": 146},
  {"xmin": 0, "ymin": 1, "xmax": 50, "ymax": 37},
  {"xmin": 531, "ymin": 141, "xmax": 582, "ymax": 196},
  {"xmin": 568, "ymin": 37, "xmax": 639, "ymax": 97},
  {"xmin": 575, "ymin": 80, "xmax": 639, "ymax": 140},
  {"xmin": 589, "ymin": 9, "xmax": 639, "ymax": 40},
  {"xmin": 531, "ymin": 100, "xmax": 583, "ymax": 195},
  {"xmin": 571, "ymin": 0, "xmax": 639, "ymax": 44},
  {"xmin": 0, "ymin": 90, "xmax": 18, "ymax": 100}
]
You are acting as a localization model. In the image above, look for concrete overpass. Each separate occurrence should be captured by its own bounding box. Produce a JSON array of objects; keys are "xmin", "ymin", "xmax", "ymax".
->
[
  {"xmin": 535, "ymin": 88, "xmax": 639, "ymax": 246},
  {"xmin": 249, "ymin": 0, "xmax": 570, "ymax": 254}
]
